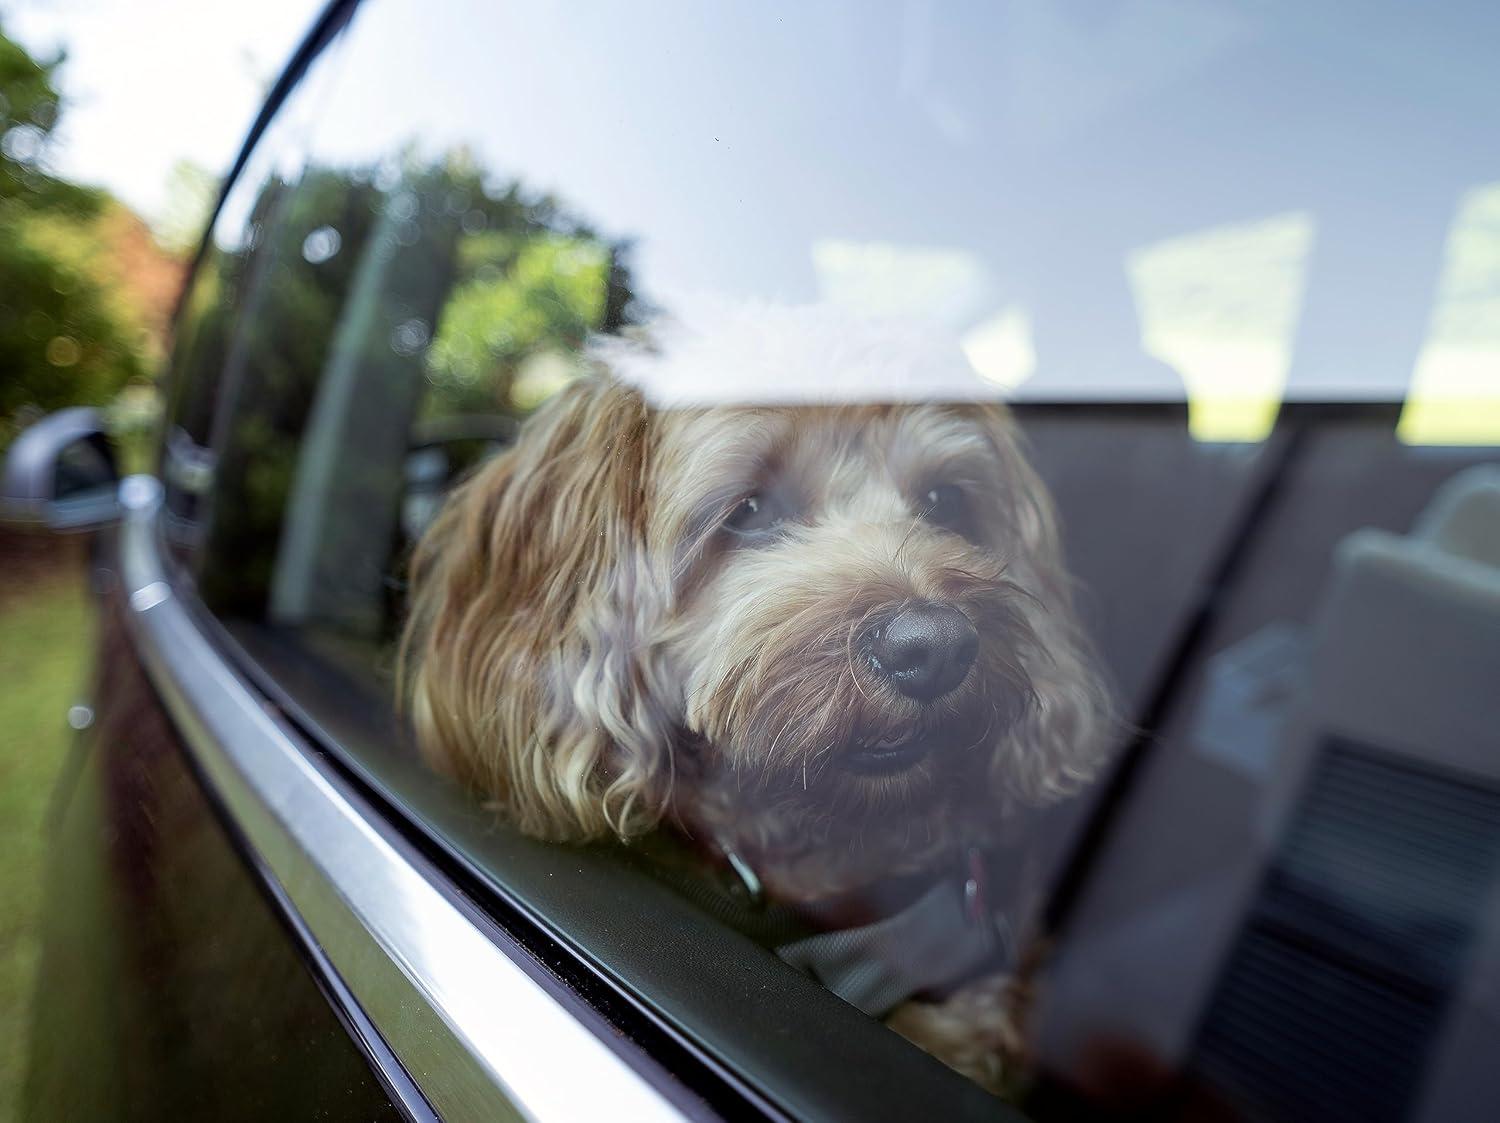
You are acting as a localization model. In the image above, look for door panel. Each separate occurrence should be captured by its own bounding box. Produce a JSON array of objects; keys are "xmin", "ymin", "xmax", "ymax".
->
[{"xmin": 24, "ymin": 536, "xmax": 408, "ymax": 1122}]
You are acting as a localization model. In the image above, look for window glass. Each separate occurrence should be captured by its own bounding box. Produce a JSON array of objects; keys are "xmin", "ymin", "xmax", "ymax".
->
[
  {"xmin": 159, "ymin": 35, "xmax": 348, "ymax": 563},
  {"xmin": 185, "ymin": 1, "xmax": 1500, "ymax": 1118}
]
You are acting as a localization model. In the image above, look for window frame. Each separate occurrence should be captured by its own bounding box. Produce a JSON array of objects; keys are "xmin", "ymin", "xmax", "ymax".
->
[{"xmin": 117, "ymin": 480, "xmax": 701, "ymax": 1120}]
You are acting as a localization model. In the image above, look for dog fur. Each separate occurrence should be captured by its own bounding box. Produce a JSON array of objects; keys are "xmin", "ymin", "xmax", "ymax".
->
[{"xmin": 401, "ymin": 305, "xmax": 1111, "ymax": 1092}]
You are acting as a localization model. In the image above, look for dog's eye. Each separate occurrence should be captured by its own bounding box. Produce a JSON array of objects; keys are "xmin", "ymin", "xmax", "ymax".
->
[
  {"xmin": 725, "ymin": 494, "xmax": 784, "ymax": 538},
  {"xmin": 919, "ymin": 483, "xmax": 971, "ymax": 533}
]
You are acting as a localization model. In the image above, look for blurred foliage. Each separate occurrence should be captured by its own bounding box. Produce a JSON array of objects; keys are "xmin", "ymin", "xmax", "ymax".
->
[
  {"xmin": 422, "ymin": 179, "xmax": 634, "ymax": 416},
  {"xmin": 0, "ymin": 209, "xmax": 147, "ymax": 440},
  {"xmin": 0, "ymin": 23, "xmax": 95, "ymax": 213},
  {"xmin": 424, "ymin": 232, "xmax": 607, "ymax": 414},
  {"xmin": 1, "ymin": 20, "xmax": 175, "ymax": 452},
  {"xmin": 181, "ymin": 145, "xmax": 637, "ymax": 622}
]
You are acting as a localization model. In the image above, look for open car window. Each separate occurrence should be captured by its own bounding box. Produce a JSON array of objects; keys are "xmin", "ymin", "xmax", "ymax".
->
[{"xmin": 164, "ymin": 1, "xmax": 1500, "ymax": 1118}]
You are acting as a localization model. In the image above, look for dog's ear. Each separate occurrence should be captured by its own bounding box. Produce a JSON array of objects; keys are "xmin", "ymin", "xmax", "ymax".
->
[
  {"xmin": 967, "ymin": 401, "xmax": 1116, "ymax": 802},
  {"xmin": 401, "ymin": 375, "xmax": 675, "ymax": 841}
]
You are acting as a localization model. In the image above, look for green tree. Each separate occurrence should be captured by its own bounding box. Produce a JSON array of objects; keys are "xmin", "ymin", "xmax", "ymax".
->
[
  {"xmin": 0, "ymin": 20, "xmax": 147, "ymax": 448},
  {"xmin": 186, "ymin": 149, "xmax": 636, "ymax": 627}
]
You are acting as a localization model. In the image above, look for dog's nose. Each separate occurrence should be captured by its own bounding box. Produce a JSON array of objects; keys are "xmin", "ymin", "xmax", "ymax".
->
[{"xmin": 867, "ymin": 603, "xmax": 979, "ymax": 702}]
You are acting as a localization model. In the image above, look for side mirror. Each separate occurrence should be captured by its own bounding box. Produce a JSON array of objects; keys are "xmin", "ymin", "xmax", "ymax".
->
[{"xmin": 1, "ymin": 407, "xmax": 121, "ymax": 532}]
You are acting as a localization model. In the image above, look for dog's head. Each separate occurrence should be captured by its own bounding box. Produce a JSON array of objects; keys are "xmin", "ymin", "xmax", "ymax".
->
[{"xmin": 403, "ymin": 312, "xmax": 1112, "ymax": 899}]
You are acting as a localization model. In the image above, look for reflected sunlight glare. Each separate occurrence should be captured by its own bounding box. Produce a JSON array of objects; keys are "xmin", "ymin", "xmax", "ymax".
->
[
  {"xmin": 1128, "ymin": 212, "xmax": 1315, "ymax": 442},
  {"xmin": 962, "ymin": 307, "xmax": 1037, "ymax": 390},
  {"xmin": 812, "ymin": 239, "xmax": 997, "ymax": 330},
  {"xmin": 1399, "ymin": 182, "xmax": 1500, "ymax": 447}
]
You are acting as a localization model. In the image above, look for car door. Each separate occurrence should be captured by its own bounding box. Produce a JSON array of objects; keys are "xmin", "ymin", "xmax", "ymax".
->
[
  {"xmin": 21, "ymin": 2, "xmax": 1500, "ymax": 1121},
  {"xmin": 23, "ymin": 2, "xmax": 1003, "ymax": 1120},
  {"xmin": 21, "ymin": 5, "xmax": 720, "ymax": 1120}
]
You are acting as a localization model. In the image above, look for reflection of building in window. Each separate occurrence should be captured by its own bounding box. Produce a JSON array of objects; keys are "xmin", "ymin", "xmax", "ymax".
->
[
  {"xmin": 1127, "ymin": 212, "xmax": 1315, "ymax": 442},
  {"xmin": 1399, "ymin": 183, "xmax": 1500, "ymax": 447}
]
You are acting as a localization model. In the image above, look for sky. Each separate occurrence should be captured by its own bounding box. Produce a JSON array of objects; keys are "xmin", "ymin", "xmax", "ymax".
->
[
  {"xmin": 4, "ymin": 0, "xmax": 1494, "ymax": 439},
  {"xmin": 6, "ymin": 0, "xmax": 319, "ymax": 226}
]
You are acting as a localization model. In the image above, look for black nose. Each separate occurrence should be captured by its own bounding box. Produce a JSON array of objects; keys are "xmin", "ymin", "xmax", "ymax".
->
[{"xmin": 866, "ymin": 603, "xmax": 979, "ymax": 702}]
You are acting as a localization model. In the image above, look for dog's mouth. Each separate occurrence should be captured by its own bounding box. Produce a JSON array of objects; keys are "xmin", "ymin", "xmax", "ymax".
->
[
  {"xmin": 842, "ymin": 729, "xmax": 934, "ymax": 776},
  {"xmin": 837, "ymin": 701, "xmax": 1008, "ymax": 779}
]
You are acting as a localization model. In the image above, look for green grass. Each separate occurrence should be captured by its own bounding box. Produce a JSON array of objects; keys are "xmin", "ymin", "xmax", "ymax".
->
[{"xmin": 0, "ymin": 567, "xmax": 90, "ymax": 1123}]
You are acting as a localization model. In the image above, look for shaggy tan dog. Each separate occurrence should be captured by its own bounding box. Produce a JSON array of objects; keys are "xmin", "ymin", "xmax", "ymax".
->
[{"xmin": 402, "ymin": 306, "xmax": 1111, "ymax": 1093}]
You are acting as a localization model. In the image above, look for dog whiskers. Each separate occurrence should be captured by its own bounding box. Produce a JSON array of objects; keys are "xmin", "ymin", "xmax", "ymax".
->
[
  {"xmin": 768, "ymin": 719, "xmax": 791, "ymax": 760},
  {"xmin": 848, "ymin": 655, "xmax": 876, "ymax": 705},
  {"xmin": 892, "ymin": 514, "xmax": 924, "ymax": 566},
  {"xmin": 957, "ymin": 712, "xmax": 997, "ymax": 756},
  {"xmin": 844, "ymin": 600, "xmax": 888, "ymax": 706}
]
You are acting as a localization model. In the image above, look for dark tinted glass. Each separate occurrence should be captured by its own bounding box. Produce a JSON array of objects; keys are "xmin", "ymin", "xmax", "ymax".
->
[
  {"xmin": 158, "ymin": 41, "xmax": 348, "ymax": 565},
  {"xmin": 181, "ymin": 2, "xmax": 1500, "ymax": 1118}
]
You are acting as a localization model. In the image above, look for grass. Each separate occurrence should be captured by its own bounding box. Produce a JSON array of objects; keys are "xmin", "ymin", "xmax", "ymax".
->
[{"xmin": 0, "ymin": 560, "xmax": 91, "ymax": 1123}]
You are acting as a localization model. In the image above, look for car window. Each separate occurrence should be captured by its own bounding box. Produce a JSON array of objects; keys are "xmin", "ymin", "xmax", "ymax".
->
[
  {"xmin": 178, "ymin": 1, "xmax": 1500, "ymax": 1118},
  {"xmin": 159, "ymin": 33, "xmax": 349, "ymax": 565}
]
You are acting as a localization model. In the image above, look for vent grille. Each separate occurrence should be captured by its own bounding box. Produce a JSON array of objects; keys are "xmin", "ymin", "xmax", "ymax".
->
[{"xmin": 1191, "ymin": 742, "xmax": 1500, "ymax": 1123}]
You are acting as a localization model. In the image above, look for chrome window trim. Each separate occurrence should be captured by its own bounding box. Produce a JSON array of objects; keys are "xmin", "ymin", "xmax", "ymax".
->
[{"xmin": 115, "ymin": 477, "xmax": 690, "ymax": 1123}]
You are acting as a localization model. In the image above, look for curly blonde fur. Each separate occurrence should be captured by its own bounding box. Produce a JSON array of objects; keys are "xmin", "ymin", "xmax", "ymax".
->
[{"xmin": 401, "ymin": 305, "xmax": 1112, "ymax": 1093}]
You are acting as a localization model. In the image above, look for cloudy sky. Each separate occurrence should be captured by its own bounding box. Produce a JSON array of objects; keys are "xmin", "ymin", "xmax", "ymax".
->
[{"xmin": 7, "ymin": 0, "xmax": 317, "ymax": 225}]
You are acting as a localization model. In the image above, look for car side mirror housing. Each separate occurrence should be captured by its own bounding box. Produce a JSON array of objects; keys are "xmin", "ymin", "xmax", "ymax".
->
[{"xmin": 1, "ymin": 407, "xmax": 122, "ymax": 532}]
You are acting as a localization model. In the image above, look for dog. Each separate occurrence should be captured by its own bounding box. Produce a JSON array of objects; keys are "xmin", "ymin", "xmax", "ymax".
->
[{"xmin": 401, "ymin": 303, "xmax": 1112, "ymax": 1094}]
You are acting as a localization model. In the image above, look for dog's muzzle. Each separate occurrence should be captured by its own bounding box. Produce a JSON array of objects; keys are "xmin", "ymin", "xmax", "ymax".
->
[
  {"xmin": 864, "ymin": 602, "xmax": 979, "ymax": 703},
  {"xmin": 841, "ymin": 602, "xmax": 986, "ymax": 776}
]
